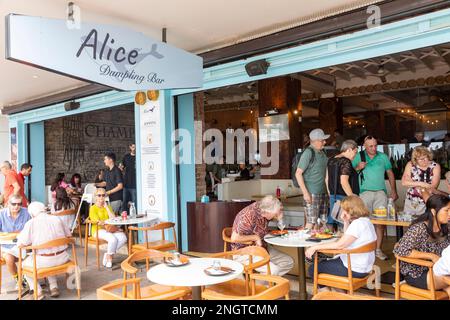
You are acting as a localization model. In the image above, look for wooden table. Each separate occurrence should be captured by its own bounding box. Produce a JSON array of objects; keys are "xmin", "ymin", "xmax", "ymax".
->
[
  {"xmin": 370, "ymin": 217, "xmax": 412, "ymax": 241},
  {"xmin": 147, "ymin": 257, "xmax": 243, "ymax": 300}
]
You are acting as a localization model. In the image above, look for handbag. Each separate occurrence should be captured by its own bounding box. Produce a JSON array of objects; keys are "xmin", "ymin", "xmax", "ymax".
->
[
  {"xmin": 104, "ymin": 224, "xmax": 120, "ymax": 233},
  {"xmin": 330, "ymin": 163, "xmax": 344, "ymax": 224}
]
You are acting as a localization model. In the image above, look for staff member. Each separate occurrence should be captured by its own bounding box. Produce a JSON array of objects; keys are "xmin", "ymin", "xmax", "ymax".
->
[{"xmin": 97, "ymin": 152, "xmax": 124, "ymax": 214}]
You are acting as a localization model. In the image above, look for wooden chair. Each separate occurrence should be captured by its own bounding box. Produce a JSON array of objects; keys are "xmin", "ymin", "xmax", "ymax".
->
[
  {"xmin": 84, "ymin": 219, "xmax": 108, "ymax": 270},
  {"xmin": 120, "ymin": 249, "xmax": 191, "ymax": 299},
  {"xmin": 222, "ymin": 227, "xmax": 253, "ymax": 252},
  {"xmin": 202, "ymin": 273, "xmax": 289, "ymax": 300},
  {"xmin": 312, "ymin": 241, "xmax": 380, "ymax": 297},
  {"xmin": 394, "ymin": 255, "xmax": 449, "ymax": 300},
  {"xmin": 0, "ymin": 249, "xmax": 4, "ymax": 294},
  {"xmin": 203, "ymin": 246, "xmax": 272, "ymax": 297},
  {"xmin": 53, "ymin": 208, "xmax": 83, "ymax": 247},
  {"xmin": 128, "ymin": 222, "xmax": 177, "ymax": 255},
  {"xmin": 17, "ymin": 237, "xmax": 81, "ymax": 300},
  {"xmin": 312, "ymin": 291, "xmax": 387, "ymax": 300},
  {"xmin": 97, "ymin": 278, "xmax": 189, "ymax": 300}
]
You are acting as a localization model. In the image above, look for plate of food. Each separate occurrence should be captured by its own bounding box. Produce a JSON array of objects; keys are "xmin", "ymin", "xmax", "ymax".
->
[
  {"xmin": 269, "ymin": 230, "xmax": 289, "ymax": 236},
  {"xmin": 372, "ymin": 208, "xmax": 387, "ymax": 218},
  {"xmin": 310, "ymin": 228, "xmax": 334, "ymax": 240},
  {"xmin": 164, "ymin": 256, "xmax": 190, "ymax": 267}
]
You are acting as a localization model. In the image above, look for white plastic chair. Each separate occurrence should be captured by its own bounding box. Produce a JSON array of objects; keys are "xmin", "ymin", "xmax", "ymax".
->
[{"xmin": 71, "ymin": 183, "xmax": 96, "ymax": 233}]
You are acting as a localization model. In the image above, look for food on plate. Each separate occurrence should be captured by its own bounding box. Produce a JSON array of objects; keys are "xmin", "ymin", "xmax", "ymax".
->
[
  {"xmin": 373, "ymin": 207, "xmax": 387, "ymax": 216},
  {"xmin": 310, "ymin": 228, "xmax": 334, "ymax": 239},
  {"xmin": 270, "ymin": 230, "xmax": 288, "ymax": 236}
]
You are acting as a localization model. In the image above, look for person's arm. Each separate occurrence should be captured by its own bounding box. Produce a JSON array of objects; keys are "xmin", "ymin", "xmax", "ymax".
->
[
  {"xmin": 305, "ymin": 234, "xmax": 357, "ymax": 259},
  {"xmin": 104, "ymin": 204, "xmax": 116, "ymax": 219},
  {"xmin": 107, "ymin": 183, "xmax": 123, "ymax": 196},
  {"xmin": 231, "ymin": 231, "xmax": 260, "ymax": 246},
  {"xmin": 96, "ymin": 181, "xmax": 106, "ymax": 187},
  {"xmin": 325, "ymin": 168, "xmax": 330, "ymax": 196},
  {"xmin": 406, "ymin": 250, "xmax": 440, "ymax": 263},
  {"xmin": 12, "ymin": 181, "xmax": 21, "ymax": 196},
  {"xmin": 430, "ymin": 164, "xmax": 442, "ymax": 190},
  {"xmin": 16, "ymin": 222, "xmax": 31, "ymax": 247},
  {"xmin": 295, "ymin": 150, "xmax": 312, "ymax": 204},
  {"xmin": 401, "ymin": 162, "xmax": 430, "ymax": 189},
  {"xmin": 340, "ymin": 175, "xmax": 354, "ymax": 196},
  {"xmin": 386, "ymin": 169, "xmax": 399, "ymax": 201}
]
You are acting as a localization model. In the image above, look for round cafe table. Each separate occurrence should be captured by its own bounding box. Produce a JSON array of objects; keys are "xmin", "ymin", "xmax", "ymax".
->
[
  {"xmin": 264, "ymin": 232, "xmax": 337, "ymax": 300},
  {"xmin": 147, "ymin": 257, "xmax": 244, "ymax": 300}
]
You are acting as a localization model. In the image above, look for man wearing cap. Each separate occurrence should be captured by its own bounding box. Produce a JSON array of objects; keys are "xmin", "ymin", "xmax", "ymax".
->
[
  {"xmin": 17, "ymin": 201, "xmax": 72, "ymax": 299},
  {"xmin": 0, "ymin": 194, "xmax": 30, "ymax": 291},
  {"xmin": 295, "ymin": 129, "xmax": 330, "ymax": 229},
  {"xmin": 352, "ymin": 136, "xmax": 398, "ymax": 260}
]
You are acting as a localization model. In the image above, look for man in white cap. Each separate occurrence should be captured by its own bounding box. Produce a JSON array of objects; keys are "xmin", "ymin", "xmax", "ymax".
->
[
  {"xmin": 17, "ymin": 201, "xmax": 72, "ymax": 299},
  {"xmin": 295, "ymin": 128, "xmax": 330, "ymax": 230}
]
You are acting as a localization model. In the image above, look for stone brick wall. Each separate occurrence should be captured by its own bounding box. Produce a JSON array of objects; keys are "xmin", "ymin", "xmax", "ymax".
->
[
  {"xmin": 44, "ymin": 104, "xmax": 135, "ymax": 185},
  {"xmin": 194, "ymin": 92, "xmax": 206, "ymax": 201}
]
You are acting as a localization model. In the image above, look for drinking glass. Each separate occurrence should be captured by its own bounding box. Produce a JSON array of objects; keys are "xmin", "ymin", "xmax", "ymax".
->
[
  {"xmin": 277, "ymin": 219, "xmax": 286, "ymax": 231},
  {"xmin": 173, "ymin": 252, "xmax": 180, "ymax": 262},
  {"xmin": 212, "ymin": 260, "xmax": 221, "ymax": 271}
]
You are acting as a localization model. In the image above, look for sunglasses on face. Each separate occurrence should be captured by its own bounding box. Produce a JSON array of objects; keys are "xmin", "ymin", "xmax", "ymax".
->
[
  {"xmin": 10, "ymin": 202, "xmax": 21, "ymax": 206},
  {"xmin": 97, "ymin": 194, "xmax": 106, "ymax": 198}
]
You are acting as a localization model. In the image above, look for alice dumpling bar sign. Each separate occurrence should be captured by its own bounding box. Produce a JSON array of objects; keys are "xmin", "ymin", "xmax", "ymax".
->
[{"xmin": 6, "ymin": 14, "xmax": 203, "ymax": 91}]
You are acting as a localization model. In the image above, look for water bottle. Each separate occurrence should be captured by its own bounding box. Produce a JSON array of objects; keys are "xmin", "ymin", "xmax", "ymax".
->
[
  {"xmin": 387, "ymin": 198, "xmax": 395, "ymax": 220},
  {"xmin": 129, "ymin": 202, "xmax": 137, "ymax": 218}
]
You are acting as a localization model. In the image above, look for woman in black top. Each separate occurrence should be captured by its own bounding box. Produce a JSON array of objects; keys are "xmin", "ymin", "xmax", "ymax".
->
[{"xmin": 325, "ymin": 139, "xmax": 360, "ymax": 225}]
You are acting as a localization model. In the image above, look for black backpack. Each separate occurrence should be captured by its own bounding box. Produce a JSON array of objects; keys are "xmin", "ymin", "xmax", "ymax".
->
[
  {"xmin": 291, "ymin": 147, "xmax": 315, "ymax": 188},
  {"xmin": 359, "ymin": 150, "xmax": 367, "ymax": 182}
]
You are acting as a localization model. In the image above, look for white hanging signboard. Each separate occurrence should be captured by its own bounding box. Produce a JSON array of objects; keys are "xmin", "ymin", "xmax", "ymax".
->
[{"xmin": 6, "ymin": 14, "xmax": 203, "ymax": 90}]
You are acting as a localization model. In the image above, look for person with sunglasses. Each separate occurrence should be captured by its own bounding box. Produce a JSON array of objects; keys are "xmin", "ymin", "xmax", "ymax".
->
[
  {"xmin": 88, "ymin": 188, "xmax": 127, "ymax": 268},
  {"xmin": 352, "ymin": 136, "xmax": 398, "ymax": 261},
  {"xmin": 0, "ymin": 195, "xmax": 30, "ymax": 291}
]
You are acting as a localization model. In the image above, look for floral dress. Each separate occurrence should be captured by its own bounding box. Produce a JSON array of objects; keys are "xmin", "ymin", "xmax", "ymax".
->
[
  {"xmin": 406, "ymin": 162, "xmax": 437, "ymax": 205},
  {"xmin": 393, "ymin": 222, "xmax": 450, "ymax": 278}
]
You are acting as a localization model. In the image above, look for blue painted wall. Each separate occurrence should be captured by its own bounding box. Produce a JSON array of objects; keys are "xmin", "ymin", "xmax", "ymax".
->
[
  {"xmin": 176, "ymin": 94, "xmax": 196, "ymax": 252},
  {"xmin": 28, "ymin": 122, "xmax": 46, "ymax": 203}
]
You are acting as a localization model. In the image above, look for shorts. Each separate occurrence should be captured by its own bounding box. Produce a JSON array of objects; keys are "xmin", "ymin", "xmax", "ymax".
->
[
  {"xmin": 360, "ymin": 191, "xmax": 387, "ymax": 213},
  {"xmin": 404, "ymin": 272, "xmax": 428, "ymax": 290},
  {"xmin": 403, "ymin": 198, "xmax": 426, "ymax": 218},
  {"xmin": 1, "ymin": 245, "xmax": 27, "ymax": 259},
  {"xmin": 304, "ymin": 194, "xmax": 329, "ymax": 224}
]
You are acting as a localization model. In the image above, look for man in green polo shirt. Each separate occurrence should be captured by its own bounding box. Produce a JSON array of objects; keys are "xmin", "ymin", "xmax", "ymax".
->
[
  {"xmin": 295, "ymin": 128, "xmax": 329, "ymax": 230},
  {"xmin": 352, "ymin": 136, "xmax": 398, "ymax": 260}
]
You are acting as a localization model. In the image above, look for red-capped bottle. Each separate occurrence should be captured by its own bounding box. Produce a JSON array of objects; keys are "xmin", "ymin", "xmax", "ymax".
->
[{"xmin": 276, "ymin": 186, "xmax": 281, "ymax": 199}]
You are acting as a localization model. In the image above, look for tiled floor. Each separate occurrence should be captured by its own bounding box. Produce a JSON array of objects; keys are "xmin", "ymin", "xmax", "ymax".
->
[{"xmin": 1, "ymin": 238, "xmax": 398, "ymax": 300}]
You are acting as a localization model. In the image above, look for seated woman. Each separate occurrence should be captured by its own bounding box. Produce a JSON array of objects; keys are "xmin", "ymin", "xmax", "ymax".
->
[
  {"xmin": 401, "ymin": 146, "xmax": 441, "ymax": 218},
  {"xmin": 51, "ymin": 187, "xmax": 76, "ymax": 230},
  {"xmin": 50, "ymin": 173, "xmax": 74, "ymax": 205},
  {"xmin": 89, "ymin": 188, "xmax": 127, "ymax": 268},
  {"xmin": 70, "ymin": 173, "xmax": 83, "ymax": 194},
  {"xmin": 393, "ymin": 194, "xmax": 450, "ymax": 290},
  {"xmin": 306, "ymin": 195, "xmax": 377, "ymax": 282}
]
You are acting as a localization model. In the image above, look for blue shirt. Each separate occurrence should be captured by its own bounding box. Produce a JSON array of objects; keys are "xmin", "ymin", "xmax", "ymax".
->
[{"xmin": 0, "ymin": 207, "xmax": 30, "ymax": 249}]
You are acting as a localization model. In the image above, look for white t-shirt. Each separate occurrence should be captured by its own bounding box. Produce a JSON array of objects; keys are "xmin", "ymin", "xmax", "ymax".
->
[
  {"xmin": 434, "ymin": 246, "xmax": 450, "ymax": 277},
  {"xmin": 338, "ymin": 217, "xmax": 377, "ymax": 274}
]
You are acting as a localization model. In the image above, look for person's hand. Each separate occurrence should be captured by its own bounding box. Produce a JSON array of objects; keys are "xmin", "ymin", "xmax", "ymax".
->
[
  {"xmin": 389, "ymin": 191, "xmax": 399, "ymax": 202},
  {"xmin": 305, "ymin": 247, "xmax": 316, "ymax": 259},
  {"xmin": 418, "ymin": 182, "xmax": 432, "ymax": 189},
  {"xmin": 255, "ymin": 236, "xmax": 263, "ymax": 247},
  {"xmin": 430, "ymin": 253, "xmax": 440, "ymax": 264},
  {"xmin": 98, "ymin": 221, "xmax": 105, "ymax": 226},
  {"xmin": 355, "ymin": 162, "xmax": 366, "ymax": 171},
  {"xmin": 303, "ymin": 191, "xmax": 312, "ymax": 204}
]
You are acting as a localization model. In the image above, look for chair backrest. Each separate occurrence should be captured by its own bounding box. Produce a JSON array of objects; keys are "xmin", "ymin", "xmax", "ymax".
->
[
  {"xmin": 84, "ymin": 183, "xmax": 96, "ymax": 196},
  {"xmin": 202, "ymin": 273, "xmax": 289, "ymax": 300},
  {"xmin": 222, "ymin": 227, "xmax": 253, "ymax": 252},
  {"xmin": 121, "ymin": 248, "xmax": 172, "ymax": 275},
  {"xmin": 128, "ymin": 222, "xmax": 177, "ymax": 251},
  {"xmin": 22, "ymin": 237, "xmax": 75, "ymax": 250},
  {"xmin": 312, "ymin": 291, "xmax": 386, "ymax": 300}
]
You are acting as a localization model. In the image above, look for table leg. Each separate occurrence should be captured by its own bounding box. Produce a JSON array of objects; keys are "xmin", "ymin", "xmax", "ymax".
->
[
  {"xmin": 396, "ymin": 226, "xmax": 404, "ymax": 242},
  {"xmin": 297, "ymin": 247, "xmax": 307, "ymax": 300},
  {"xmin": 192, "ymin": 286, "xmax": 202, "ymax": 300}
]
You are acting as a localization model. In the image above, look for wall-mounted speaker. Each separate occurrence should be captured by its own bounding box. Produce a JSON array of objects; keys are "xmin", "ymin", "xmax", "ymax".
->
[
  {"xmin": 64, "ymin": 101, "xmax": 80, "ymax": 111},
  {"xmin": 245, "ymin": 59, "xmax": 270, "ymax": 77}
]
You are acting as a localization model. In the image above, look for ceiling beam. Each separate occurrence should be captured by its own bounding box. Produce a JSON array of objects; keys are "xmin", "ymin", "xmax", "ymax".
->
[
  {"xmin": 410, "ymin": 50, "xmax": 435, "ymax": 70},
  {"xmin": 433, "ymin": 46, "xmax": 450, "ymax": 69},
  {"xmin": 387, "ymin": 54, "xmax": 416, "ymax": 73}
]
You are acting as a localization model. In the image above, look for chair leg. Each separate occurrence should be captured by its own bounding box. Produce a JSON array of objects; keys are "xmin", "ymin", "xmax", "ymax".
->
[
  {"xmin": 375, "ymin": 288, "xmax": 380, "ymax": 297},
  {"xmin": 96, "ymin": 243, "xmax": 100, "ymax": 270},
  {"xmin": 76, "ymin": 268, "xmax": 81, "ymax": 299},
  {"xmin": 34, "ymin": 275, "xmax": 38, "ymax": 300},
  {"xmin": 84, "ymin": 240, "xmax": 88, "ymax": 268},
  {"xmin": 0, "ymin": 264, "xmax": 2, "ymax": 294},
  {"xmin": 78, "ymin": 223, "xmax": 83, "ymax": 247}
]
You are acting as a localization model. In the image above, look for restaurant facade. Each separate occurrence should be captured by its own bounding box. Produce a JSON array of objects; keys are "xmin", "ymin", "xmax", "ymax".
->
[{"xmin": 5, "ymin": 6, "xmax": 450, "ymax": 252}]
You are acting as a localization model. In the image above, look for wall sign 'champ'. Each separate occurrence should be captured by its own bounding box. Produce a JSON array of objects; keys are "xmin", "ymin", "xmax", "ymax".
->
[{"xmin": 5, "ymin": 14, "xmax": 203, "ymax": 91}]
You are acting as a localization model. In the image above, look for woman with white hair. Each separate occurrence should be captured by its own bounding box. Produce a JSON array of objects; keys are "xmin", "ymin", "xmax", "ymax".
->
[
  {"xmin": 230, "ymin": 195, "xmax": 294, "ymax": 276},
  {"xmin": 88, "ymin": 188, "xmax": 127, "ymax": 268}
]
